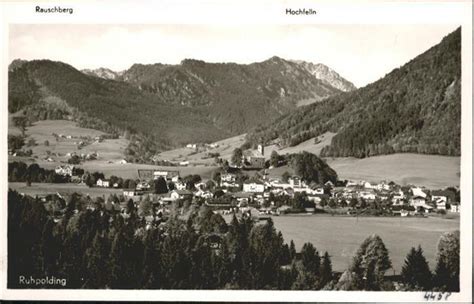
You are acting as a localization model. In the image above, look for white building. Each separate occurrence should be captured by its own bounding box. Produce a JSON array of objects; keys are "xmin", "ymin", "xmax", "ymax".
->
[
  {"xmin": 55, "ymin": 165, "xmax": 74, "ymax": 177},
  {"xmin": 243, "ymin": 182, "xmax": 265, "ymax": 193},
  {"xmin": 411, "ymin": 187, "xmax": 428, "ymax": 198},
  {"xmin": 96, "ymin": 178, "xmax": 110, "ymax": 188}
]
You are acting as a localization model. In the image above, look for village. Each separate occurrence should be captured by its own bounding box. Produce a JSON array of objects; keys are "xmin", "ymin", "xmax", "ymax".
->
[{"xmin": 51, "ymin": 157, "xmax": 461, "ymax": 224}]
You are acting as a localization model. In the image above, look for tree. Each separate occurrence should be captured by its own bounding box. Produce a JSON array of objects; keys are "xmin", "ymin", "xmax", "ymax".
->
[
  {"xmin": 44, "ymin": 140, "xmax": 49, "ymax": 146},
  {"xmin": 68, "ymin": 155, "xmax": 81, "ymax": 165},
  {"xmin": 153, "ymin": 177, "xmax": 168, "ymax": 194},
  {"xmin": 138, "ymin": 196, "xmax": 153, "ymax": 217},
  {"xmin": 291, "ymin": 151, "xmax": 337, "ymax": 184},
  {"xmin": 270, "ymin": 151, "xmax": 280, "ymax": 167},
  {"xmin": 84, "ymin": 173, "xmax": 95, "ymax": 188},
  {"xmin": 348, "ymin": 234, "xmax": 392, "ymax": 290},
  {"xmin": 349, "ymin": 198, "xmax": 358, "ymax": 208},
  {"xmin": 231, "ymin": 148, "xmax": 243, "ymax": 167},
  {"xmin": 8, "ymin": 135, "xmax": 25, "ymax": 151},
  {"xmin": 300, "ymin": 243, "xmax": 320, "ymax": 276},
  {"xmin": 433, "ymin": 231, "xmax": 459, "ymax": 291},
  {"xmin": 13, "ymin": 116, "xmax": 28, "ymax": 136},
  {"xmin": 320, "ymin": 251, "xmax": 333, "ymax": 288},
  {"xmin": 289, "ymin": 240, "xmax": 297, "ymax": 261},
  {"xmin": 282, "ymin": 171, "xmax": 291, "ymax": 183},
  {"xmin": 27, "ymin": 138, "xmax": 37, "ymax": 147},
  {"xmin": 292, "ymin": 242, "xmax": 321, "ymax": 290},
  {"xmin": 401, "ymin": 245, "xmax": 432, "ymax": 290},
  {"xmin": 247, "ymin": 218, "xmax": 281, "ymax": 288}
]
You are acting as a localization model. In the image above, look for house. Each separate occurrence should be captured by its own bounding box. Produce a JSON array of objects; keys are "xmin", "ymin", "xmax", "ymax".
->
[
  {"xmin": 431, "ymin": 190, "xmax": 454, "ymax": 205},
  {"xmin": 289, "ymin": 176, "xmax": 305, "ymax": 188},
  {"xmin": 179, "ymin": 161, "xmax": 190, "ymax": 166},
  {"xmin": 376, "ymin": 181, "xmax": 391, "ymax": 191},
  {"xmin": 346, "ymin": 180, "xmax": 359, "ymax": 187},
  {"xmin": 220, "ymin": 173, "xmax": 238, "ymax": 187},
  {"xmin": 359, "ymin": 191, "xmax": 376, "ymax": 200},
  {"xmin": 436, "ymin": 201, "xmax": 446, "ymax": 210},
  {"xmin": 416, "ymin": 204, "xmax": 433, "ymax": 214},
  {"xmin": 138, "ymin": 169, "xmax": 180, "ymax": 182},
  {"xmin": 245, "ymin": 156, "xmax": 266, "ymax": 169},
  {"xmin": 175, "ymin": 180, "xmax": 187, "ymax": 191},
  {"xmin": 450, "ymin": 204, "xmax": 460, "ymax": 213},
  {"xmin": 309, "ymin": 184, "xmax": 325, "ymax": 195},
  {"xmin": 96, "ymin": 178, "xmax": 110, "ymax": 188},
  {"xmin": 170, "ymin": 190, "xmax": 193, "ymax": 201},
  {"xmin": 55, "ymin": 165, "xmax": 74, "ymax": 177},
  {"xmin": 194, "ymin": 189, "xmax": 213, "ymax": 199},
  {"xmin": 136, "ymin": 181, "xmax": 151, "ymax": 191},
  {"xmin": 231, "ymin": 192, "xmax": 254, "ymax": 205},
  {"xmin": 243, "ymin": 182, "xmax": 265, "ymax": 193},
  {"xmin": 118, "ymin": 159, "xmax": 128, "ymax": 165},
  {"xmin": 410, "ymin": 196, "xmax": 426, "ymax": 207},
  {"xmin": 123, "ymin": 189, "xmax": 144, "ymax": 197},
  {"xmin": 363, "ymin": 181, "xmax": 377, "ymax": 189},
  {"xmin": 411, "ymin": 187, "xmax": 428, "ymax": 198},
  {"xmin": 324, "ymin": 180, "xmax": 335, "ymax": 188},
  {"xmin": 392, "ymin": 189, "xmax": 405, "ymax": 203}
]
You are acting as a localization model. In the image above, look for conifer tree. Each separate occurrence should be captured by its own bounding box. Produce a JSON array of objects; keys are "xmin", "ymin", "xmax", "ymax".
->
[{"xmin": 400, "ymin": 245, "xmax": 432, "ymax": 290}]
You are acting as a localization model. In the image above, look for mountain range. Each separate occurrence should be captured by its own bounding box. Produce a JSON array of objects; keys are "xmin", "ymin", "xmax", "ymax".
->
[
  {"xmin": 246, "ymin": 28, "xmax": 461, "ymax": 158},
  {"xmin": 8, "ymin": 28, "xmax": 460, "ymax": 161},
  {"xmin": 8, "ymin": 56, "xmax": 353, "ymax": 160}
]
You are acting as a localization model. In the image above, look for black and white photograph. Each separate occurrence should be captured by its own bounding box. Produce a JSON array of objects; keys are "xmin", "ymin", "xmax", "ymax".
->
[{"xmin": 1, "ymin": 0, "xmax": 472, "ymax": 302}]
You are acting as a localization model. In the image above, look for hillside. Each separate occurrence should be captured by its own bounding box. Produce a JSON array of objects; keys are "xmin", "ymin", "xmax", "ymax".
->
[
  {"xmin": 117, "ymin": 57, "xmax": 346, "ymax": 134},
  {"xmin": 246, "ymin": 28, "xmax": 461, "ymax": 158},
  {"xmin": 8, "ymin": 57, "xmax": 351, "ymax": 160}
]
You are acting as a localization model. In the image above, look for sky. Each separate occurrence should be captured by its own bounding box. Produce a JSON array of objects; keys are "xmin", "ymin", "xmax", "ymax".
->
[{"xmin": 9, "ymin": 24, "xmax": 459, "ymax": 88}]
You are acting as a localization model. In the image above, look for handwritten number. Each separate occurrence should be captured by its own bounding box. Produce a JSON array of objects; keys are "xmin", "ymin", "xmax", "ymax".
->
[{"xmin": 445, "ymin": 292, "xmax": 452, "ymax": 300}]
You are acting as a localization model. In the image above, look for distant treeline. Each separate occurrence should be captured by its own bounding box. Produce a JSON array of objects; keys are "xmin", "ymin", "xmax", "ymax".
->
[
  {"xmin": 8, "ymin": 161, "xmax": 69, "ymax": 183},
  {"xmin": 8, "ymin": 190, "xmax": 459, "ymax": 291},
  {"xmin": 246, "ymin": 28, "xmax": 461, "ymax": 158}
]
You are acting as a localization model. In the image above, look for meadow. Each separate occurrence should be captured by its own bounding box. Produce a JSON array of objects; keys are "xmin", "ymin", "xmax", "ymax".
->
[
  {"xmin": 9, "ymin": 119, "xmax": 460, "ymax": 188},
  {"xmin": 8, "ymin": 182, "xmax": 123, "ymax": 198},
  {"xmin": 325, "ymin": 153, "xmax": 460, "ymax": 189},
  {"xmin": 266, "ymin": 215, "xmax": 459, "ymax": 273}
]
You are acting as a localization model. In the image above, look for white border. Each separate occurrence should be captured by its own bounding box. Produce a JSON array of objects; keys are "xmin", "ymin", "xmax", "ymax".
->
[{"xmin": 0, "ymin": 0, "xmax": 472, "ymax": 302}]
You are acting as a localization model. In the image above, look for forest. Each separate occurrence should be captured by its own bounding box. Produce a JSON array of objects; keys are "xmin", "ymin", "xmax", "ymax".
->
[
  {"xmin": 8, "ymin": 190, "xmax": 459, "ymax": 291},
  {"xmin": 246, "ymin": 28, "xmax": 461, "ymax": 158}
]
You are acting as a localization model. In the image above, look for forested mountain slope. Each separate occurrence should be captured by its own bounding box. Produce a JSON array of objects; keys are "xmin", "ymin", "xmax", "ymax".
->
[
  {"xmin": 8, "ymin": 57, "xmax": 352, "ymax": 158},
  {"xmin": 246, "ymin": 28, "xmax": 461, "ymax": 158}
]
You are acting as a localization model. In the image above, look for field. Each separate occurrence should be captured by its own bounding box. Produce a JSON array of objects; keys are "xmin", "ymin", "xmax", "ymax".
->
[
  {"xmin": 325, "ymin": 154, "xmax": 460, "ymax": 189},
  {"xmin": 155, "ymin": 134, "xmax": 247, "ymax": 165},
  {"xmin": 262, "ymin": 132, "xmax": 336, "ymax": 159},
  {"xmin": 10, "ymin": 119, "xmax": 129, "ymax": 163},
  {"xmin": 264, "ymin": 215, "xmax": 459, "ymax": 273},
  {"xmin": 8, "ymin": 182, "xmax": 123, "ymax": 198},
  {"xmin": 9, "ymin": 119, "xmax": 460, "ymax": 187},
  {"xmin": 8, "ymin": 119, "xmax": 219, "ymax": 180}
]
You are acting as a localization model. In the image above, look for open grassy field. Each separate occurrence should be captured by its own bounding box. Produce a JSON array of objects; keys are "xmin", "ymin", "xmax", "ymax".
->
[
  {"xmin": 262, "ymin": 132, "xmax": 336, "ymax": 159},
  {"xmin": 9, "ymin": 119, "xmax": 129, "ymax": 163},
  {"xmin": 266, "ymin": 153, "xmax": 459, "ymax": 189},
  {"xmin": 8, "ymin": 182, "xmax": 123, "ymax": 198},
  {"xmin": 9, "ymin": 119, "xmax": 219, "ymax": 180},
  {"xmin": 155, "ymin": 133, "xmax": 247, "ymax": 165},
  {"xmin": 262, "ymin": 215, "xmax": 459, "ymax": 273},
  {"xmin": 325, "ymin": 153, "xmax": 460, "ymax": 189}
]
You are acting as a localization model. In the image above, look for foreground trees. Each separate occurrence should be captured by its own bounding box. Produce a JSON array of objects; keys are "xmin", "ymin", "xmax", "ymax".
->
[
  {"xmin": 401, "ymin": 246, "xmax": 432, "ymax": 290},
  {"xmin": 8, "ymin": 190, "xmax": 460, "ymax": 291},
  {"xmin": 336, "ymin": 234, "xmax": 392, "ymax": 290}
]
